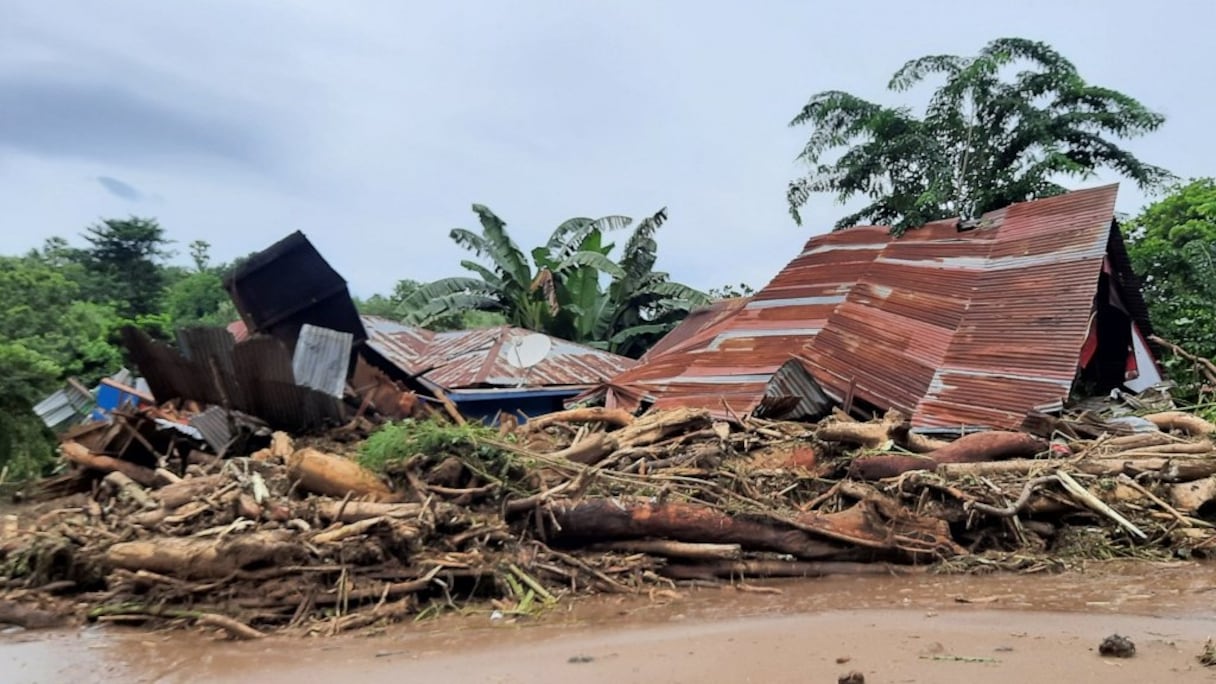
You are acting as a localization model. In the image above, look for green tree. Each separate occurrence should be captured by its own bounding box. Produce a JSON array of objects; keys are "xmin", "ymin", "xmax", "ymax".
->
[
  {"xmin": 405, "ymin": 206, "xmax": 707, "ymax": 357},
  {"xmin": 788, "ymin": 37, "xmax": 1171, "ymax": 233},
  {"xmin": 0, "ymin": 255, "xmax": 129, "ymax": 479},
  {"xmin": 165, "ymin": 271, "xmax": 234, "ymax": 328},
  {"xmin": 1124, "ymin": 179, "xmax": 1216, "ymax": 400},
  {"xmin": 81, "ymin": 217, "xmax": 172, "ymax": 317}
]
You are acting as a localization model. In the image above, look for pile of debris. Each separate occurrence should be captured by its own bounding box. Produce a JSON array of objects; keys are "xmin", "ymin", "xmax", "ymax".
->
[{"xmin": 2, "ymin": 401, "xmax": 1214, "ymax": 638}]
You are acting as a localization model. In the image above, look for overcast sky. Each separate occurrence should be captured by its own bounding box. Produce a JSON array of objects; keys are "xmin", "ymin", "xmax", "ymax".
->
[{"xmin": 3, "ymin": 0, "xmax": 1213, "ymax": 298}]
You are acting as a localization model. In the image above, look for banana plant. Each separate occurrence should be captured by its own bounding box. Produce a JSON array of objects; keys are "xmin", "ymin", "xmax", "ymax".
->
[{"xmin": 403, "ymin": 205, "xmax": 708, "ymax": 357}]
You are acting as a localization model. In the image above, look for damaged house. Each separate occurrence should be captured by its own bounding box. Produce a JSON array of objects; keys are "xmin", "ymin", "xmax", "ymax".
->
[
  {"xmin": 120, "ymin": 230, "xmax": 634, "ymax": 434},
  {"xmin": 580, "ymin": 185, "xmax": 1162, "ymax": 431}
]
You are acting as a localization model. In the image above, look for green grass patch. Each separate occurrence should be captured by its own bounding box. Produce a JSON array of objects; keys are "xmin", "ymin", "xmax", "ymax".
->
[{"xmin": 357, "ymin": 419, "xmax": 512, "ymax": 477}]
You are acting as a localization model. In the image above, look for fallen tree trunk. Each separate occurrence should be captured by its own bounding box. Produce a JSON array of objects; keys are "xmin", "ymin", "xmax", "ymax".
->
[
  {"xmin": 611, "ymin": 408, "xmax": 713, "ymax": 449},
  {"xmin": 1106, "ymin": 433, "xmax": 1172, "ymax": 451},
  {"xmin": 931, "ymin": 431, "xmax": 1046, "ymax": 464},
  {"xmin": 60, "ymin": 441, "xmax": 157, "ymax": 487},
  {"xmin": 1145, "ymin": 412, "xmax": 1216, "ymax": 437},
  {"xmin": 105, "ymin": 530, "xmax": 305, "ymax": 579},
  {"xmin": 102, "ymin": 472, "xmax": 158, "ymax": 510},
  {"xmin": 816, "ymin": 410, "xmax": 947, "ymax": 453},
  {"xmin": 549, "ymin": 432, "xmax": 618, "ymax": 465},
  {"xmin": 659, "ymin": 560, "xmax": 917, "ymax": 581},
  {"xmin": 937, "ymin": 459, "xmax": 1071, "ymax": 478},
  {"xmin": 590, "ymin": 540, "xmax": 742, "ymax": 560},
  {"xmin": 545, "ymin": 499, "xmax": 848, "ymax": 560},
  {"xmin": 524, "ymin": 407, "xmax": 635, "ymax": 432},
  {"xmin": 153, "ymin": 475, "xmax": 227, "ymax": 510},
  {"xmin": 1170, "ymin": 477, "xmax": 1216, "ymax": 514},
  {"xmin": 315, "ymin": 501, "xmax": 429, "ymax": 523},
  {"xmin": 286, "ymin": 448, "xmax": 396, "ymax": 502},
  {"xmin": 849, "ymin": 432, "xmax": 1047, "ymax": 479},
  {"xmin": 0, "ymin": 601, "xmax": 67, "ymax": 629}
]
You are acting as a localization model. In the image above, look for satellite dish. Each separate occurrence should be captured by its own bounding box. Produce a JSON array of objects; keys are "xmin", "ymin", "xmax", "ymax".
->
[{"xmin": 504, "ymin": 333, "xmax": 552, "ymax": 369}]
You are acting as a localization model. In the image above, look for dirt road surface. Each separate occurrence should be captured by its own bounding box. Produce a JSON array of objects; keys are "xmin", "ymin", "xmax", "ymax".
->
[{"xmin": 2, "ymin": 560, "xmax": 1214, "ymax": 683}]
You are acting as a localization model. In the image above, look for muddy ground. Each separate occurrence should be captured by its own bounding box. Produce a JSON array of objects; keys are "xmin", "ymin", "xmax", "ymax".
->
[{"xmin": 2, "ymin": 560, "xmax": 1214, "ymax": 683}]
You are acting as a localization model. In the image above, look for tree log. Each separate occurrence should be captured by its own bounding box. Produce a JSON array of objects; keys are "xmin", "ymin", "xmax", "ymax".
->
[
  {"xmin": 153, "ymin": 475, "xmax": 227, "ymax": 510},
  {"xmin": 546, "ymin": 499, "xmax": 846, "ymax": 560},
  {"xmin": 1106, "ymin": 433, "xmax": 1172, "ymax": 451},
  {"xmin": 660, "ymin": 560, "xmax": 916, "ymax": 581},
  {"xmin": 1145, "ymin": 412, "xmax": 1216, "ymax": 436},
  {"xmin": 938, "ymin": 459, "xmax": 1071, "ymax": 478},
  {"xmin": 930, "ymin": 431, "xmax": 1047, "ymax": 464},
  {"xmin": 315, "ymin": 501, "xmax": 429, "ymax": 523},
  {"xmin": 286, "ymin": 448, "xmax": 396, "ymax": 502},
  {"xmin": 849, "ymin": 432, "xmax": 1046, "ymax": 479},
  {"xmin": 105, "ymin": 530, "xmax": 305, "ymax": 579},
  {"xmin": 152, "ymin": 468, "xmax": 182, "ymax": 487},
  {"xmin": 1170, "ymin": 477, "xmax": 1216, "ymax": 514},
  {"xmin": 612, "ymin": 408, "xmax": 713, "ymax": 449},
  {"xmin": 102, "ymin": 471, "xmax": 158, "ymax": 510},
  {"xmin": 525, "ymin": 407, "xmax": 636, "ymax": 432},
  {"xmin": 0, "ymin": 601, "xmax": 67, "ymax": 629},
  {"xmin": 817, "ymin": 410, "xmax": 948, "ymax": 453},
  {"xmin": 60, "ymin": 441, "xmax": 157, "ymax": 486},
  {"xmin": 591, "ymin": 540, "xmax": 743, "ymax": 560},
  {"xmin": 549, "ymin": 432, "xmax": 619, "ymax": 465}
]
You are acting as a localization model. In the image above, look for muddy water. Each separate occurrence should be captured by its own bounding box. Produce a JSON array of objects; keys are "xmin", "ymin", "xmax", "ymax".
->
[{"xmin": 3, "ymin": 560, "xmax": 1215, "ymax": 683}]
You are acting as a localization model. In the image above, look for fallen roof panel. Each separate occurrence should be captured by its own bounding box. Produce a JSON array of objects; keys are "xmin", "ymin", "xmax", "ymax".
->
[
  {"xmin": 593, "ymin": 185, "xmax": 1151, "ymax": 429},
  {"xmin": 360, "ymin": 315, "xmax": 636, "ymax": 391}
]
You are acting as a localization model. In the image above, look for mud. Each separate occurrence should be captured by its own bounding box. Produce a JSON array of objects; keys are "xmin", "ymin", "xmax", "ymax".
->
[{"xmin": 3, "ymin": 560, "xmax": 1216, "ymax": 683}]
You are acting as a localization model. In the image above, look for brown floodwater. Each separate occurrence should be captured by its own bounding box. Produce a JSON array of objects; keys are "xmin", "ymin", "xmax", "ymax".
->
[{"xmin": 3, "ymin": 560, "xmax": 1215, "ymax": 683}]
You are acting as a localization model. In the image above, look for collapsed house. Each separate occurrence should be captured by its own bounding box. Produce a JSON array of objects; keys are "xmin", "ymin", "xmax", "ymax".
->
[
  {"xmin": 580, "ymin": 185, "xmax": 1162, "ymax": 431},
  {"xmin": 105, "ymin": 231, "xmax": 635, "ymax": 440}
]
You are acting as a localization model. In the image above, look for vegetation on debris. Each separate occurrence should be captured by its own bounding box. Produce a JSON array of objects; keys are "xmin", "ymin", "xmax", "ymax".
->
[
  {"xmin": 786, "ymin": 37, "xmax": 1171, "ymax": 232},
  {"xmin": 403, "ymin": 205, "xmax": 710, "ymax": 358},
  {"xmin": 357, "ymin": 419, "xmax": 508, "ymax": 475}
]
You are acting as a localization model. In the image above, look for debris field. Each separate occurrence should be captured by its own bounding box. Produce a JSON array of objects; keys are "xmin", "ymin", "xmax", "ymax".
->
[{"xmin": 2, "ymin": 399, "xmax": 1215, "ymax": 639}]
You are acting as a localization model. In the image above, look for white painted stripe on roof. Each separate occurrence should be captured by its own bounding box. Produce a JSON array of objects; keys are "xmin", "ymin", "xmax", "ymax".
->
[{"xmin": 745, "ymin": 295, "xmax": 845, "ymax": 310}]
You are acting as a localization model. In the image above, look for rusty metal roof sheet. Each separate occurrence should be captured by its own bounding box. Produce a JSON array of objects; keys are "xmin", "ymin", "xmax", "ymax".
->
[
  {"xmin": 360, "ymin": 315, "xmax": 636, "ymax": 390},
  {"xmin": 594, "ymin": 185, "xmax": 1145, "ymax": 428}
]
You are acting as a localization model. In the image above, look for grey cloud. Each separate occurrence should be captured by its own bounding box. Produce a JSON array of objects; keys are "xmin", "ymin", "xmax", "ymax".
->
[
  {"xmin": 0, "ymin": 76, "xmax": 269, "ymax": 168},
  {"xmin": 96, "ymin": 176, "xmax": 142, "ymax": 201}
]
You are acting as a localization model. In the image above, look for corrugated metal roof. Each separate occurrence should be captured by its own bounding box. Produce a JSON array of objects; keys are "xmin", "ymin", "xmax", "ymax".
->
[
  {"xmin": 292, "ymin": 324, "xmax": 353, "ymax": 398},
  {"xmin": 122, "ymin": 325, "xmax": 347, "ymax": 433},
  {"xmin": 33, "ymin": 386, "xmax": 94, "ymax": 431},
  {"xmin": 360, "ymin": 315, "xmax": 635, "ymax": 390},
  {"xmin": 592, "ymin": 185, "xmax": 1146, "ymax": 429}
]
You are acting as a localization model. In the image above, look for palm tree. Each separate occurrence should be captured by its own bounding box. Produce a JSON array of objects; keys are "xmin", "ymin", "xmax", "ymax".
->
[
  {"xmin": 403, "ymin": 206, "xmax": 708, "ymax": 357},
  {"xmin": 787, "ymin": 37, "xmax": 1172, "ymax": 234}
]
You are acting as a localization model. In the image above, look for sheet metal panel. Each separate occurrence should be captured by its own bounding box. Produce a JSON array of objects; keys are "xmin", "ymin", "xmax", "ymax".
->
[{"xmin": 292, "ymin": 324, "xmax": 353, "ymax": 398}]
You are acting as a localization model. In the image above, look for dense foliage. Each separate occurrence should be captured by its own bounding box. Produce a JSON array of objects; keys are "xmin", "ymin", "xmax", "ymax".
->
[
  {"xmin": 403, "ymin": 206, "xmax": 709, "ymax": 358},
  {"xmin": 0, "ymin": 222, "xmax": 235, "ymax": 480},
  {"xmin": 1124, "ymin": 179, "xmax": 1216, "ymax": 402},
  {"xmin": 788, "ymin": 37, "xmax": 1171, "ymax": 233}
]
